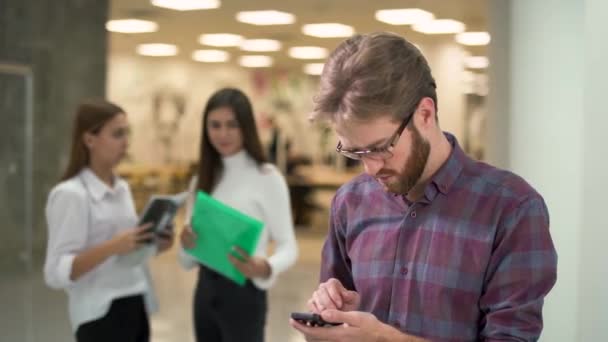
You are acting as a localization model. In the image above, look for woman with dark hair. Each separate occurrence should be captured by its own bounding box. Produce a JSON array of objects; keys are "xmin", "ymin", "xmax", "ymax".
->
[
  {"xmin": 179, "ymin": 88, "xmax": 298, "ymax": 342},
  {"xmin": 43, "ymin": 99, "xmax": 174, "ymax": 342}
]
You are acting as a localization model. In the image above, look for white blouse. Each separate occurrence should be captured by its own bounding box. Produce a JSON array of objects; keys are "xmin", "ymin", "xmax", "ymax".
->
[
  {"xmin": 179, "ymin": 150, "xmax": 298, "ymax": 289},
  {"xmin": 44, "ymin": 168, "xmax": 158, "ymax": 332}
]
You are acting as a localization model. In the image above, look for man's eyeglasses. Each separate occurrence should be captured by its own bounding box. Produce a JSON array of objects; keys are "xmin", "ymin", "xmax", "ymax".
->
[{"xmin": 336, "ymin": 111, "xmax": 415, "ymax": 161}]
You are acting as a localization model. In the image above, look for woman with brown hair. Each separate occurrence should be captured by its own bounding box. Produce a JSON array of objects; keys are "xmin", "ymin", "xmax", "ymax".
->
[
  {"xmin": 179, "ymin": 88, "xmax": 298, "ymax": 342},
  {"xmin": 43, "ymin": 99, "xmax": 174, "ymax": 342}
]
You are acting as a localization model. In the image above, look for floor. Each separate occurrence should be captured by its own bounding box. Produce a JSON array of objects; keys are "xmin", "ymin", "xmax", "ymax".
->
[{"xmin": 0, "ymin": 229, "xmax": 326, "ymax": 342}]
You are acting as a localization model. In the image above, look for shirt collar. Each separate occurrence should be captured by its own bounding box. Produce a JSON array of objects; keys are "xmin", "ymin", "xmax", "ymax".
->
[
  {"xmin": 424, "ymin": 132, "xmax": 466, "ymax": 202},
  {"xmin": 79, "ymin": 168, "xmax": 127, "ymax": 201}
]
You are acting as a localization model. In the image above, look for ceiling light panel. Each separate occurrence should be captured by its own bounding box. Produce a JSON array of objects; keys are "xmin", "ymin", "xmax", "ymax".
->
[
  {"xmin": 288, "ymin": 46, "xmax": 328, "ymax": 60},
  {"xmin": 199, "ymin": 33, "xmax": 243, "ymax": 47},
  {"xmin": 375, "ymin": 8, "xmax": 434, "ymax": 25},
  {"xmin": 136, "ymin": 43, "xmax": 178, "ymax": 56},
  {"xmin": 151, "ymin": 0, "xmax": 220, "ymax": 11},
  {"xmin": 106, "ymin": 19, "xmax": 158, "ymax": 33},
  {"xmin": 301, "ymin": 23, "xmax": 354, "ymax": 38},
  {"xmin": 236, "ymin": 10, "xmax": 295, "ymax": 25}
]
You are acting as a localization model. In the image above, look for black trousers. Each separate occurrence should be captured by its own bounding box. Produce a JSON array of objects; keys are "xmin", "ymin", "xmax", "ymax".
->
[
  {"xmin": 194, "ymin": 266, "xmax": 267, "ymax": 342},
  {"xmin": 76, "ymin": 295, "xmax": 149, "ymax": 342}
]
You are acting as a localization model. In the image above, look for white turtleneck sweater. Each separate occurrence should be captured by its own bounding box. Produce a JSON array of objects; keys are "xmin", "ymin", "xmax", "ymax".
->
[{"xmin": 179, "ymin": 150, "xmax": 298, "ymax": 290}]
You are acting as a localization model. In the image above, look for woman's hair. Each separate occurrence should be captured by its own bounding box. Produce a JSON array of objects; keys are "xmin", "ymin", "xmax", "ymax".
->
[
  {"xmin": 61, "ymin": 99, "xmax": 125, "ymax": 181},
  {"xmin": 197, "ymin": 88, "xmax": 267, "ymax": 193}
]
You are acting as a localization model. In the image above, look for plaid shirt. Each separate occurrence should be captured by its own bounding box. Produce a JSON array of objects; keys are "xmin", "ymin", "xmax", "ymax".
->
[{"xmin": 321, "ymin": 134, "xmax": 557, "ymax": 341}]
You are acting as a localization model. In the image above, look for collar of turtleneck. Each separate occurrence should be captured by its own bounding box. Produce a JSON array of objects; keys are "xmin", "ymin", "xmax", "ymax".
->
[{"xmin": 221, "ymin": 149, "xmax": 250, "ymax": 170}]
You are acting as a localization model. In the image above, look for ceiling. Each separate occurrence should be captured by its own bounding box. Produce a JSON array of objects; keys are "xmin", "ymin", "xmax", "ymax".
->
[{"xmin": 109, "ymin": 0, "xmax": 488, "ymax": 70}]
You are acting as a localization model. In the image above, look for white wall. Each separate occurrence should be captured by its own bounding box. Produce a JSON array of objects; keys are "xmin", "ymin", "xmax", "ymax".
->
[
  {"xmin": 510, "ymin": 2, "xmax": 583, "ymax": 340},
  {"xmin": 489, "ymin": 0, "xmax": 607, "ymax": 340},
  {"xmin": 579, "ymin": 0, "xmax": 608, "ymax": 340},
  {"xmin": 422, "ymin": 38, "xmax": 468, "ymax": 141}
]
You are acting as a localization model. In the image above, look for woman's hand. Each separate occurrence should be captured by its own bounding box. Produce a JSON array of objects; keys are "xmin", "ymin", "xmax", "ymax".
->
[
  {"xmin": 228, "ymin": 246, "xmax": 271, "ymax": 279},
  {"xmin": 157, "ymin": 227, "xmax": 175, "ymax": 253},
  {"xmin": 110, "ymin": 223, "xmax": 154, "ymax": 255},
  {"xmin": 180, "ymin": 224, "xmax": 197, "ymax": 249}
]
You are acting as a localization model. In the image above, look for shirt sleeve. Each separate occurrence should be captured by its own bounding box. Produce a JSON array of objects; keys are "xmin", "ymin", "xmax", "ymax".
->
[
  {"xmin": 319, "ymin": 193, "xmax": 356, "ymax": 291},
  {"xmin": 183, "ymin": 176, "xmax": 197, "ymax": 226},
  {"xmin": 178, "ymin": 175, "xmax": 199, "ymax": 270},
  {"xmin": 43, "ymin": 186, "xmax": 89, "ymax": 289},
  {"xmin": 479, "ymin": 195, "xmax": 557, "ymax": 341},
  {"xmin": 251, "ymin": 167, "xmax": 299, "ymax": 289}
]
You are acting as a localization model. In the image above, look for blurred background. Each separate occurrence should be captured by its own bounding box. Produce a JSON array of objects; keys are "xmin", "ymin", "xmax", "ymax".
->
[{"xmin": 1, "ymin": 0, "xmax": 606, "ymax": 341}]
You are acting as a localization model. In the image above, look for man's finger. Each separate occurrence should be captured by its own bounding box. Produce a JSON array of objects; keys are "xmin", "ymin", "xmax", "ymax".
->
[
  {"xmin": 290, "ymin": 318, "xmax": 340, "ymax": 341},
  {"xmin": 325, "ymin": 282, "xmax": 344, "ymax": 308},
  {"xmin": 318, "ymin": 285, "xmax": 341, "ymax": 310},
  {"xmin": 307, "ymin": 299, "xmax": 322, "ymax": 314},
  {"xmin": 321, "ymin": 309, "xmax": 361, "ymax": 326}
]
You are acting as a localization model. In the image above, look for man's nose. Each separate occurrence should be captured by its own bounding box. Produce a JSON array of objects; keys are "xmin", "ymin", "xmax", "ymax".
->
[{"xmin": 361, "ymin": 157, "xmax": 384, "ymax": 176}]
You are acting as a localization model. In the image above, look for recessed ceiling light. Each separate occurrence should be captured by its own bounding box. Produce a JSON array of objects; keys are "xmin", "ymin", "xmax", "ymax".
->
[
  {"xmin": 455, "ymin": 32, "xmax": 491, "ymax": 46},
  {"xmin": 464, "ymin": 56, "xmax": 489, "ymax": 69},
  {"xmin": 198, "ymin": 33, "xmax": 243, "ymax": 47},
  {"xmin": 236, "ymin": 10, "xmax": 295, "ymax": 25},
  {"xmin": 136, "ymin": 43, "xmax": 178, "ymax": 56},
  {"xmin": 240, "ymin": 39, "xmax": 281, "ymax": 52},
  {"xmin": 151, "ymin": 0, "xmax": 220, "ymax": 11},
  {"xmin": 303, "ymin": 63, "xmax": 324, "ymax": 75},
  {"xmin": 239, "ymin": 55, "xmax": 273, "ymax": 68},
  {"xmin": 288, "ymin": 46, "xmax": 328, "ymax": 60},
  {"xmin": 106, "ymin": 19, "xmax": 158, "ymax": 33},
  {"xmin": 192, "ymin": 49, "xmax": 230, "ymax": 62},
  {"xmin": 412, "ymin": 19, "xmax": 465, "ymax": 34},
  {"xmin": 375, "ymin": 8, "xmax": 434, "ymax": 25},
  {"xmin": 302, "ymin": 23, "xmax": 354, "ymax": 38}
]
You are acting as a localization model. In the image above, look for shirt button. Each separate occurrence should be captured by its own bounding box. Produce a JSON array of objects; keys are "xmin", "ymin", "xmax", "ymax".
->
[
  {"xmin": 400, "ymin": 267, "xmax": 408, "ymax": 275},
  {"xmin": 410, "ymin": 211, "xmax": 417, "ymax": 218}
]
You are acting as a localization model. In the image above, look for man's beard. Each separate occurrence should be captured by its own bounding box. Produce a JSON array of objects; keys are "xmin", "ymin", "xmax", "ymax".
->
[{"xmin": 379, "ymin": 125, "xmax": 430, "ymax": 194}]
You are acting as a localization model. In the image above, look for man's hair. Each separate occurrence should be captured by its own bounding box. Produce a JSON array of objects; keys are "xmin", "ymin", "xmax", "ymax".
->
[{"xmin": 312, "ymin": 32, "xmax": 437, "ymax": 123}]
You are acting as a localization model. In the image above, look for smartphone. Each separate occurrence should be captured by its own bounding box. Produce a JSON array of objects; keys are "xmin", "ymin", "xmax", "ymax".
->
[{"xmin": 291, "ymin": 312, "xmax": 342, "ymax": 327}]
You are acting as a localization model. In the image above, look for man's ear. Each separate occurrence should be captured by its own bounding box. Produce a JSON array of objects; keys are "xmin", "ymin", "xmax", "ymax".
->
[{"xmin": 417, "ymin": 97, "xmax": 437, "ymax": 128}]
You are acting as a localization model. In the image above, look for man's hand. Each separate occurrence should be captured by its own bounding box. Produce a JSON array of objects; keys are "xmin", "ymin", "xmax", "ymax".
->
[
  {"xmin": 290, "ymin": 309, "xmax": 419, "ymax": 342},
  {"xmin": 308, "ymin": 278, "xmax": 360, "ymax": 313}
]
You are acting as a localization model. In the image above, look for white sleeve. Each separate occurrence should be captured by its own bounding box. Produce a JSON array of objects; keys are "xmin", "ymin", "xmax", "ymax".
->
[
  {"xmin": 178, "ymin": 176, "xmax": 199, "ymax": 270},
  {"xmin": 183, "ymin": 176, "xmax": 197, "ymax": 225},
  {"xmin": 43, "ymin": 186, "xmax": 89, "ymax": 289},
  {"xmin": 251, "ymin": 167, "xmax": 299, "ymax": 289}
]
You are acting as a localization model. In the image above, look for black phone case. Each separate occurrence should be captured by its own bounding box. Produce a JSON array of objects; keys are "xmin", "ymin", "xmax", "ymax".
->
[{"xmin": 291, "ymin": 312, "xmax": 341, "ymax": 327}]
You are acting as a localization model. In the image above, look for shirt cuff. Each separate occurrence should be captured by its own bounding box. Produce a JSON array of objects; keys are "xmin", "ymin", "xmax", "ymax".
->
[
  {"xmin": 57, "ymin": 254, "xmax": 77, "ymax": 288},
  {"xmin": 251, "ymin": 258, "xmax": 279, "ymax": 290},
  {"xmin": 178, "ymin": 247, "xmax": 198, "ymax": 270}
]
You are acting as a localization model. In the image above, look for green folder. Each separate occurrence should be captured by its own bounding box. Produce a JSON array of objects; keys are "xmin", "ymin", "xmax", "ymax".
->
[{"xmin": 186, "ymin": 190, "xmax": 264, "ymax": 286}]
